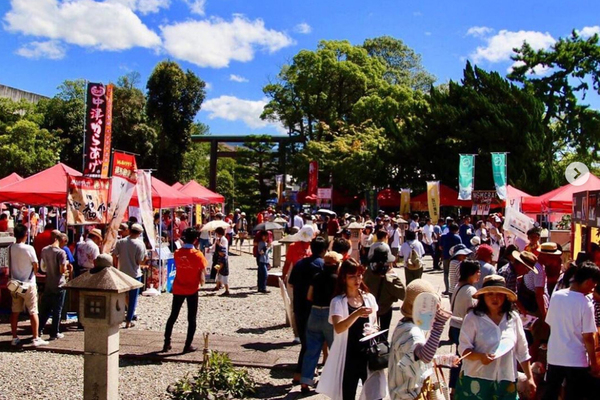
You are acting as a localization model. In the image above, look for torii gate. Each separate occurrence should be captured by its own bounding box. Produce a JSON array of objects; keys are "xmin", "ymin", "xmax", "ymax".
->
[{"xmin": 190, "ymin": 134, "xmax": 303, "ymax": 191}]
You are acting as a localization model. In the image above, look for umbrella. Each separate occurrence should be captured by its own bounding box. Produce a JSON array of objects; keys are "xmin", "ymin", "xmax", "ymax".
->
[
  {"xmin": 394, "ymin": 217, "xmax": 408, "ymax": 224},
  {"xmin": 273, "ymin": 217, "xmax": 287, "ymax": 224},
  {"xmin": 253, "ymin": 222, "xmax": 284, "ymax": 231},
  {"xmin": 316, "ymin": 209, "xmax": 336, "ymax": 217},
  {"xmin": 200, "ymin": 220, "xmax": 230, "ymax": 232}
]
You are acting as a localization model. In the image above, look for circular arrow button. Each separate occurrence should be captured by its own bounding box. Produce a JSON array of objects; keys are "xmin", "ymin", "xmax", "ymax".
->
[{"xmin": 565, "ymin": 162, "xmax": 590, "ymax": 186}]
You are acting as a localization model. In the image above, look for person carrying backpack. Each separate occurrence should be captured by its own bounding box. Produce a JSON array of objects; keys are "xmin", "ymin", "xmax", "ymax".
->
[{"xmin": 400, "ymin": 230, "xmax": 425, "ymax": 285}]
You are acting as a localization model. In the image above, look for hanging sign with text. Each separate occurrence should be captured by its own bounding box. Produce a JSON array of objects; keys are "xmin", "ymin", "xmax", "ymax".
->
[{"xmin": 84, "ymin": 82, "xmax": 113, "ymax": 178}]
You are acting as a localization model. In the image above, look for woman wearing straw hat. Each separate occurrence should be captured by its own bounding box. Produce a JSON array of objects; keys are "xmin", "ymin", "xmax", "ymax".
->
[
  {"xmin": 456, "ymin": 275, "xmax": 536, "ymax": 399},
  {"xmin": 316, "ymin": 258, "xmax": 386, "ymax": 400},
  {"xmin": 388, "ymin": 279, "xmax": 454, "ymax": 399}
]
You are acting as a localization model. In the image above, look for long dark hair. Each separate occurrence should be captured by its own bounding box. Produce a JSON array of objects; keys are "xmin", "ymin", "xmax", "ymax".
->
[
  {"xmin": 471, "ymin": 293, "xmax": 515, "ymax": 319},
  {"xmin": 334, "ymin": 258, "xmax": 369, "ymax": 296}
]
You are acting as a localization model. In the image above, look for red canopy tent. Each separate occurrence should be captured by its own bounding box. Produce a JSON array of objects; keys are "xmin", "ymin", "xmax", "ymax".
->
[
  {"xmin": 0, "ymin": 163, "xmax": 81, "ymax": 206},
  {"xmin": 296, "ymin": 189, "xmax": 356, "ymax": 206},
  {"xmin": 521, "ymin": 173, "xmax": 600, "ymax": 214},
  {"xmin": 171, "ymin": 182, "xmax": 183, "ymax": 190},
  {"xmin": 377, "ymin": 188, "xmax": 401, "ymax": 208},
  {"xmin": 411, "ymin": 184, "xmax": 472, "ymax": 211},
  {"xmin": 0, "ymin": 172, "xmax": 24, "ymax": 188},
  {"xmin": 178, "ymin": 180, "xmax": 225, "ymax": 204},
  {"xmin": 130, "ymin": 176, "xmax": 195, "ymax": 209}
]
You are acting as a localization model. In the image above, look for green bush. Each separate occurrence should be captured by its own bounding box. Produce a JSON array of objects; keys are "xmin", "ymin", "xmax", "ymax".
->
[{"xmin": 168, "ymin": 351, "xmax": 256, "ymax": 400}]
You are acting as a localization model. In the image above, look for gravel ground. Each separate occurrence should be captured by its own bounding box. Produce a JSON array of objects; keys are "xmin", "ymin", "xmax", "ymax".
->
[{"xmin": 132, "ymin": 251, "xmax": 295, "ymax": 341}]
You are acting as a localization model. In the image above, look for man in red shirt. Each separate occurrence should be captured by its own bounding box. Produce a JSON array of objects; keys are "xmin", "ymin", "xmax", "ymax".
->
[
  {"xmin": 0, "ymin": 214, "xmax": 8, "ymax": 232},
  {"xmin": 33, "ymin": 222, "xmax": 56, "ymax": 260},
  {"xmin": 163, "ymin": 228, "xmax": 207, "ymax": 353}
]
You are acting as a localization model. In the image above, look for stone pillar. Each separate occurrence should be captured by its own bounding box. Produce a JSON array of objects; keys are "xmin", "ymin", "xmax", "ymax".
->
[{"xmin": 271, "ymin": 229, "xmax": 284, "ymax": 268}]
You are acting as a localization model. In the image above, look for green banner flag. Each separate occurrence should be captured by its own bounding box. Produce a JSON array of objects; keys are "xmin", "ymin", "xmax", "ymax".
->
[
  {"xmin": 458, "ymin": 154, "xmax": 475, "ymax": 200},
  {"xmin": 491, "ymin": 153, "xmax": 508, "ymax": 200}
]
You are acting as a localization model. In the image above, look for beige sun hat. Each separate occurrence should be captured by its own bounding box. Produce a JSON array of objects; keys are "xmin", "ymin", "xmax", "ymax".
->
[
  {"xmin": 324, "ymin": 251, "xmax": 343, "ymax": 265},
  {"xmin": 88, "ymin": 228, "xmax": 103, "ymax": 240},
  {"xmin": 512, "ymin": 250, "xmax": 539, "ymax": 274},
  {"xmin": 540, "ymin": 242, "xmax": 562, "ymax": 256},
  {"xmin": 472, "ymin": 274, "xmax": 517, "ymax": 302},
  {"xmin": 401, "ymin": 279, "xmax": 437, "ymax": 318}
]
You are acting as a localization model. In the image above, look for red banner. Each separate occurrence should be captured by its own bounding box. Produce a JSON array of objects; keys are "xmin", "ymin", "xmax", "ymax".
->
[
  {"xmin": 84, "ymin": 82, "xmax": 113, "ymax": 178},
  {"xmin": 308, "ymin": 161, "xmax": 318, "ymax": 197},
  {"xmin": 66, "ymin": 176, "xmax": 111, "ymax": 225},
  {"xmin": 112, "ymin": 152, "xmax": 137, "ymax": 183}
]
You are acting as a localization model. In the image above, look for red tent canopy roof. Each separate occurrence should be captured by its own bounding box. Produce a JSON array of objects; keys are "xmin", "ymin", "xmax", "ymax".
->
[
  {"xmin": 172, "ymin": 182, "xmax": 183, "ymax": 190},
  {"xmin": 179, "ymin": 180, "xmax": 225, "ymax": 204},
  {"xmin": 411, "ymin": 184, "xmax": 472, "ymax": 211},
  {"xmin": 522, "ymin": 173, "xmax": 600, "ymax": 213},
  {"xmin": 0, "ymin": 163, "xmax": 81, "ymax": 206},
  {"xmin": 377, "ymin": 188, "xmax": 401, "ymax": 207},
  {"xmin": 0, "ymin": 172, "xmax": 24, "ymax": 188},
  {"xmin": 130, "ymin": 176, "xmax": 195, "ymax": 209}
]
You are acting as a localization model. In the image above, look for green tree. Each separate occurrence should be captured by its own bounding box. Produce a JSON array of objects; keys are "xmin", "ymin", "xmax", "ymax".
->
[
  {"xmin": 0, "ymin": 119, "xmax": 63, "ymax": 177},
  {"xmin": 414, "ymin": 62, "xmax": 549, "ymax": 193},
  {"xmin": 235, "ymin": 135, "xmax": 279, "ymax": 208},
  {"xmin": 36, "ymin": 79, "xmax": 86, "ymax": 170},
  {"xmin": 111, "ymin": 72, "xmax": 157, "ymax": 168},
  {"xmin": 146, "ymin": 61, "xmax": 206, "ymax": 183},
  {"xmin": 509, "ymin": 31, "xmax": 600, "ymax": 172},
  {"xmin": 362, "ymin": 36, "xmax": 436, "ymax": 91},
  {"xmin": 179, "ymin": 123, "xmax": 211, "ymax": 185}
]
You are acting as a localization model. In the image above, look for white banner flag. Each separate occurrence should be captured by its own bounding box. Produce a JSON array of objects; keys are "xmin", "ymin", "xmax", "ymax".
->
[
  {"xmin": 503, "ymin": 206, "xmax": 534, "ymax": 242},
  {"xmin": 137, "ymin": 170, "xmax": 156, "ymax": 250}
]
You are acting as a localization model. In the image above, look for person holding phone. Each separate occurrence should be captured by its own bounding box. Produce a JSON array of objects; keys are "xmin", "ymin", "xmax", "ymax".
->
[{"xmin": 317, "ymin": 258, "xmax": 386, "ymax": 400}]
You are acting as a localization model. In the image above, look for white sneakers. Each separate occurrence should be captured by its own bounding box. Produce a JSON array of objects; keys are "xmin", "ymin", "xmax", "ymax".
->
[
  {"xmin": 49, "ymin": 333, "xmax": 65, "ymax": 340},
  {"xmin": 32, "ymin": 337, "xmax": 49, "ymax": 347},
  {"xmin": 11, "ymin": 337, "xmax": 21, "ymax": 346}
]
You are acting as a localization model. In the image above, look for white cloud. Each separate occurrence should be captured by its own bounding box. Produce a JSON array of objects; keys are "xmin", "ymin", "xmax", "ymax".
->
[
  {"xmin": 509, "ymin": 60, "xmax": 552, "ymax": 75},
  {"xmin": 4, "ymin": 0, "xmax": 161, "ymax": 51},
  {"xmin": 413, "ymin": 11, "xmax": 422, "ymax": 17},
  {"xmin": 579, "ymin": 26, "xmax": 600, "ymax": 39},
  {"xmin": 107, "ymin": 0, "xmax": 170, "ymax": 14},
  {"xmin": 294, "ymin": 22, "xmax": 311, "ymax": 34},
  {"xmin": 202, "ymin": 95, "xmax": 286, "ymax": 133},
  {"xmin": 424, "ymin": 32, "xmax": 432, "ymax": 36},
  {"xmin": 466, "ymin": 26, "xmax": 494, "ymax": 38},
  {"xmin": 183, "ymin": 0, "xmax": 206, "ymax": 15},
  {"xmin": 16, "ymin": 40, "xmax": 65, "ymax": 59},
  {"xmin": 161, "ymin": 15, "xmax": 294, "ymax": 68},
  {"xmin": 229, "ymin": 74, "xmax": 248, "ymax": 83},
  {"xmin": 469, "ymin": 29, "xmax": 555, "ymax": 63}
]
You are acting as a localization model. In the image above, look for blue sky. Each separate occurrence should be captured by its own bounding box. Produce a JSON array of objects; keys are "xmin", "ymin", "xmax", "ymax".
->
[{"xmin": 1, "ymin": 0, "xmax": 599, "ymax": 136}]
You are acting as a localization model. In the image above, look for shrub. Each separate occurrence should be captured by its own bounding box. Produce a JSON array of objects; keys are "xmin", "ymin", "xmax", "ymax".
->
[{"xmin": 168, "ymin": 351, "xmax": 256, "ymax": 399}]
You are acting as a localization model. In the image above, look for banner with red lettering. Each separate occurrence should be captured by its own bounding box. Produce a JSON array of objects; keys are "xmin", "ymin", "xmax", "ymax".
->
[
  {"xmin": 308, "ymin": 161, "xmax": 318, "ymax": 197},
  {"xmin": 136, "ymin": 170, "xmax": 156, "ymax": 250},
  {"xmin": 66, "ymin": 176, "xmax": 110, "ymax": 225},
  {"xmin": 102, "ymin": 152, "xmax": 138, "ymax": 253},
  {"xmin": 84, "ymin": 82, "xmax": 113, "ymax": 178}
]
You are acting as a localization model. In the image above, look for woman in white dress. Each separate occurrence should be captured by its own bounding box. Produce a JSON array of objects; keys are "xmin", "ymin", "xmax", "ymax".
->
[{"xmin": 317, "ymin": 258, "xmax": 386, "ymax": 400}]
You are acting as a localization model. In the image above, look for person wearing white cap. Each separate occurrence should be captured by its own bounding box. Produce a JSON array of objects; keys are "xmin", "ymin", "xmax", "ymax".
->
[
  {"xmin": 282, "ymin": 225, "xmax": 315, "ymax": 282},
  {"xmin": 76, "ymin": 228, "xmax": 102, "ymax": 274},
  {"xmin": 112, "ymin": 223, "xmax": 147, "ymax": 328}
]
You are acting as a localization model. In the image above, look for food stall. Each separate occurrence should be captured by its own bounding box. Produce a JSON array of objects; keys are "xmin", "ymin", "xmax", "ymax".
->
[{"xmin": 572, "ymin": 189, "xmax": 600, "ymax": 262}]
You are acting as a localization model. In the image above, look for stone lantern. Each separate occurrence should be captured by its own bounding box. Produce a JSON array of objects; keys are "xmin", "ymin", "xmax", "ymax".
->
[
  {"xmin": 271, "ymin": 226, "xmax": 285, "ymax": 268},
  {"xmin": 347, "ymin": 221, "xmax": 364, "ymax": 261},
  {"xmin": 64, "ymin": 266, "xmax": 143, "ymax": 400}
]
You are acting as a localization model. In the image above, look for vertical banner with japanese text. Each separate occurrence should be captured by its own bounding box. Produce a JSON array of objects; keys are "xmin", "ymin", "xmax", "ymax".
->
[
  {"xmin": 136, "ymin": 170, "xmax": 156, "ymax": 250},
  {"xmin": 275, "ymin": 174, "xmax": 284, "ymax": 204},
  {"xmin": 458, "ymin": 154, "xmax": 475, "ymax": 200},
  {"xmin": 84, "ymin": 82, "xmax": 113, "ymax": 178},
  {"xmin": 427, "ymin": 181, "xmax": 440, "ymax": 222},
  {"xmin": 308, "ymin": 161, "xmax": 318, "ymax": 197},
  {"xmin": 102, "ymin": 152, "xmax": 138, "ymax": 253},
  {"xmin": 491, "ymin": 152, "xmax": 508, "ymax": 200},
  {"xmin": 66, "ymin": 176, "xmax": 110, "ymax": 225},
  {"xmin": 400, "ymin": 189, "xmax": 411, "ymax": 215}
]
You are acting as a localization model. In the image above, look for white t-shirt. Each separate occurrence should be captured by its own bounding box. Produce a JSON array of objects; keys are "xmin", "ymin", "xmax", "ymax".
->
[
  {"xmin": 400, "ymin": 240, "xmax": 425, "ymax": 268},
  {"xmin": 450, "ymin": 284, "xmax": 478, "ymax": 329},
  {"xmin": 9, "ymin": 243, "xmax": 38, "ymax": 284},
  {"xmin": 293, "ymin": 215, "xmax": 304, "ymax": 229},
  {"xmin": 76, "ymin": 238, "xmax": 100, "ymax": 271},
  {"xmin": 390, "ymin": 228, "xmax": 401, "ymax": 248},
  {"xmin": 422, "ymin": 224, "xmax": 434, "ymax": 244},
  {"xmin": 546, "ymin": 288, "xmax": 596, "ymax": 367},
  {"xmin": 409, "ymin": 221, "xmax": 419, "ymax": 232}
]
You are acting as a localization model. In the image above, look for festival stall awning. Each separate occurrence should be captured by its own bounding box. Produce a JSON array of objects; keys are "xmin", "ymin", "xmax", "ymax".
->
[
  {"xmin": 0, "ymin": 172, "xmax": 24, "ymax": 188},
  {"xmin": 522, "ymin": 173, "xmax": 600, "ymax": 214},
  {"xmin": 296, "ymin": 189, "xmax": 356, "ymax": 206},
  {"xmin": 130, "ymin": 176, "xmax": 195, "ymax": 209},
  {"xmin": 411, "ymin": 184, "xmax": 472, "ymax": 211},
  {"xmin": 178, "ymin": 180, "xmax": 225, "ymax": 204},
  {"xmin": 172, "ymin": 182, "xmax": 183, "ymax": 190},
  {"xmin": 377, "ymin": 188, "xmax": 401, "ymax": 208},
  {"xmin": 0, "ymin": 163, "xmax": 82, "ymax": 206}
]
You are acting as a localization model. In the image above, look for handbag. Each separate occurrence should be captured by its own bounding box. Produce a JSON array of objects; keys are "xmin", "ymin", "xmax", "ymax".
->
[{"xmin": 365, "ymin": 335, "xmax": 390, "ymax": 370}]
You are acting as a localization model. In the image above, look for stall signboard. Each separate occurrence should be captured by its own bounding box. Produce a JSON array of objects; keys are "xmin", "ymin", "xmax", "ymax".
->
[
  {"xmin": 308, "ymin": 161, "xmax": 318, "ymax": 197},
  {"xmin": 573, "ymin": 190, "xmax": 600, "ymax": 228},
  {"xmin": 67, "ymin": 176, "xmax": 111, "ymax": 225},
  {"xmin": 317, "ymin": 188, "xmax": 332, "ymax": 208},
  {"xmin": 84, "ymin": 82, "xmax": 113, "ymax": 178},
  {"xmin": 503, "ymin": 206, "xmax": 534, "ymax": 242},
  {"xmin": 471, "ymin": 190, "xmax": 498, "ymax": 215}
]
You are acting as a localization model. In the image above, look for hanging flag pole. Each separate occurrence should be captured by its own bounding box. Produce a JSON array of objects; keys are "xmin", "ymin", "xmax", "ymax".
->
[
  {"xmin": 458, "ymin": 154, "xmax": 477, "ymax": 200},
  {"xmin": 491, "ymin": 152, "xmax": 509, "ymax": 201}
]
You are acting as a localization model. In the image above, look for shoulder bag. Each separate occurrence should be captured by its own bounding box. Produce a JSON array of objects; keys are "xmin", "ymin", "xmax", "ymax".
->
[{"xmin": 7, "ymin": 245, "xmax": 35, "ymax": 296}]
